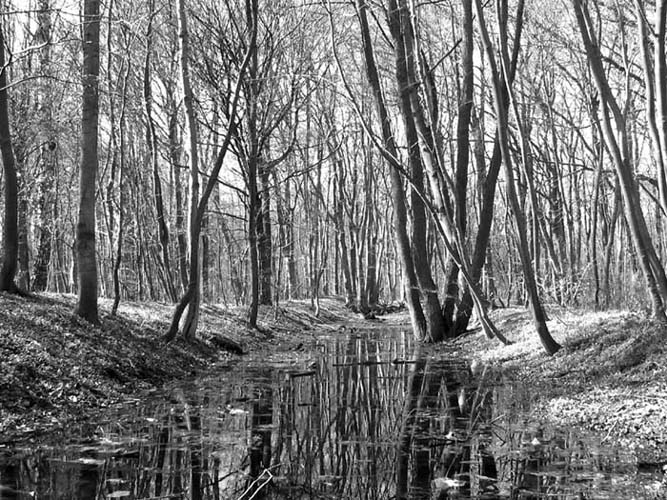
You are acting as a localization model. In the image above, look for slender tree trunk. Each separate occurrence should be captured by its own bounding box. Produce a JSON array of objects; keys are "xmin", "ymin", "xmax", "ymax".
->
[
  {"xmin": 144, "ymin": 0, "xmax": 177, "ymax": 303},
  {"xmin": 574, "ymin": 0, "xmax": 667, "ymax": 319},
  {"xmin": 75, "ymin": 0, "xmax": 101, "ymax": 323},
  {"xmin": 441, "ymin": 0, "xmax": 474, "ymax": 336},
  {"xmin": 112, "ymin": 46, "xmax": 131, "ymax": 315},
  {"xmin": 172, "ymin": 0, "xmax": 201, "ymax": 339},
  {"xmin": 167, "ymin": 0, "xmax": 257, "ymax": 340},
  {"xmin": 168, "ymin": 104, "xmax": 189, "ymax": 293},
  {"xmin": 33, "ymin": 0, "xmax": 56, "ymax": 292},
  {"xmin": 258, "ymin": 158, "xmax": 272, "ymax": 305}
]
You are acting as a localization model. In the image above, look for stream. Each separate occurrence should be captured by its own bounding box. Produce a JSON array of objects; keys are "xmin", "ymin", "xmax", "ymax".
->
[{"xmin": 0, "ymin": 326, "xmax": 663, "ymax": 499}]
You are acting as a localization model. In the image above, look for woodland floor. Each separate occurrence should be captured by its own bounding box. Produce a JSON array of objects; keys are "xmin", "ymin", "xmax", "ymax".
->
[
  {"xmin": 1, "ymin": 292, "xmax": 666, "ymax": 471},
  {"xmin": 450, "ymin": 306, "xmax": 667, "ymax": 469}
]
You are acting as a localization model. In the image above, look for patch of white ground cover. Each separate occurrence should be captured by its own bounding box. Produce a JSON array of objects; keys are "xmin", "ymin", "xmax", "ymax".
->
[{"xmin": 537, "ymin": 384, "xmax": 667, "ymax": 461}]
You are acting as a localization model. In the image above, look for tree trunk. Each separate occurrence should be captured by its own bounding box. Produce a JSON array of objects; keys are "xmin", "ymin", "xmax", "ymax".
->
[
  {"xmin": 387, "ymin": 0, "xmax": 445, "ymax": 341},
  {"xmin": 167, "ymin": 0, "xmax": 257, "ymax": 340},
  {"xmin": 144, "ymin": 0, "xmax": 177, "ymax": 303},
  {"xmin": 0, "ymin": 18, "xmax": 19, "ymax": 293},
  {"xmin": 170, "ymin": 0, "xmax": 201, "ymax": 340},
  {"xmin": 476, "ymin": 0, "xmax": 560, "ymax": 354},
  {"xmin": 574, "ymin": 0, "xmax": 667, "ymax": 319},
  {"xmin": 258, "ymin": 158, "xmax": 272, "ymax": 305},
  {"xmin": 33, "ymin": 0, "xmax": 56, "ymax": 292},
  {"xmin": 353, "ymin": 0, "xmax": 427, "ymax": 338},
  {"xmin": 75, "ymin": 0, "xmax": 101, "ymax": 323}
]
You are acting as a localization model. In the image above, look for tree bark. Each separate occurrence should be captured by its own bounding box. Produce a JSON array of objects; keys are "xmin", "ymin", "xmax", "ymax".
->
[
  {"xmin": 166, "ymin": 0, "xmax": 257, "ymax": 340},
  {"xmin": 75, "ymin": 0, "xmax": 101, "ymax": 323},
  {"xmin": 33, "ymin": 0, "xmax": 56, "ymax": 292},
  {"xmin": 0, "ymin": 17, "xmax": 19, "ymax": 293},
  {"xmin": 387, "ymin": 0, "xmax": 445, "ymax": 341}
]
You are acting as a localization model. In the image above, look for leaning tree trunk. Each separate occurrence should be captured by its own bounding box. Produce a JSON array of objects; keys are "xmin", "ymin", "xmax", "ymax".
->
[
  {"xmin": 75, "ymin": 0, "xmax": 101, "ymax": 324},
  {"xmin": 574, "ymin": 0, "xmax": 667, "ymax": 319},
  {"xmin": 476, "ymin": 0, "xmax": 560, "ymax": 354},
  {"xmin": 0, "ymin": 17, "xmax": 19, "ymax": 293},
  {"xmin": 166, "ymin": 0, "xmax": 257, "ymax": 341}
]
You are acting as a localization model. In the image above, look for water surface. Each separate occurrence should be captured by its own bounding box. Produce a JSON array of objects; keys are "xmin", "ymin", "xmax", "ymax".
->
[{"xmin": 0, "ymin": 327, "xmax": 663, "ymax": 499}]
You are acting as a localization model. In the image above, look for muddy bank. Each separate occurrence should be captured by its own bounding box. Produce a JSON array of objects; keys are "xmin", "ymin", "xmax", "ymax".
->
[{"xmin": 0, "ymin": 293, "xmax": 352, "ymax": 444}]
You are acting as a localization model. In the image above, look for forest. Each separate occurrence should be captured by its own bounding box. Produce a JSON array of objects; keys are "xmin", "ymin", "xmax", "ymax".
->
[
  {"xmin": 2, "ymin": 0, "xmax": 667, "ymax": 347},
  {"xmin": 4, "ymin": 1, "xmax": 667, "ymax": 498}
]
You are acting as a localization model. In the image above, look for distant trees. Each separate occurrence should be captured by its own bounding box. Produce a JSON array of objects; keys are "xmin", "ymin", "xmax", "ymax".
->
[{"xmin": 2, "ymin": 0, "xmax": 667, "ymax": 347}]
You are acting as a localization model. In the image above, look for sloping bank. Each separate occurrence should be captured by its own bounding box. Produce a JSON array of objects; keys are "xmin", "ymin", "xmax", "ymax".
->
[
  {"xmin": 0, "ymin": 293, "xmax": 350, "ymax": 444},
  {"xmin": 446, "ymin": 307, "xmax": 667, "ymax": 467}
]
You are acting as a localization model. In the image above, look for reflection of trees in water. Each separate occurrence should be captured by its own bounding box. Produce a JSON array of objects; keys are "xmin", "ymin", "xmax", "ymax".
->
[
  {"xmin": 395, "ymin": 346, "xmax": 498, "ymax": 500},
  {"xmin": 0, "ymin": 333, "xmax": 649, "ymax": 499}
]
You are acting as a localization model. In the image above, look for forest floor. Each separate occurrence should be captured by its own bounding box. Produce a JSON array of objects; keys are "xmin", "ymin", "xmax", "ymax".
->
[
  {"xmin": 0, "ymin": 292, "xmax": 353, "ymax": 445},
  {"xmin": 1, "ymin": 292, "xmax": 666, "ymax": 471},
  {"xmin": 450, "ymin": 306, "xmax": 667, "ymax": 469}
]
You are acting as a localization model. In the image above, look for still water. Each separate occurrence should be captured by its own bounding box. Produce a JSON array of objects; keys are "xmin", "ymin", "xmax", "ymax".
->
[{"xmin": 0, "ymin": 327, "xmax": 664, "ymax": 499}]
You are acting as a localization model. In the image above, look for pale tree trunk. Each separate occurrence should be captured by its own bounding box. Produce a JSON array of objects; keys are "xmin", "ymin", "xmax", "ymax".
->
[
  {"xmin": 33, "ymin": 0, "xmax": 56, "ymax": 292},
  {"xmin": 258, "ymin": 158, "xmax": 272, "ymax": 305},
  {"xmin": 75, "ymin": 0, "xmax": 101, "ymax": 323},
  {"xmin": 0, "ymin": 17, "xmax": 19, "ymax": 293},
  {"xmin": 167, "ymin": 97, "xmax": 189, "ymax": 293},
  {"xmin": 171, "ymin": 0, "xmax": 201, "ymax": 340}
]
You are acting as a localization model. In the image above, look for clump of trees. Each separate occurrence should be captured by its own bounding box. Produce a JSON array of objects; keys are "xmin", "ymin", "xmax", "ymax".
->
[{"xmin": 2, "ymin": 0, "xmax": 667, "ymax": 354}]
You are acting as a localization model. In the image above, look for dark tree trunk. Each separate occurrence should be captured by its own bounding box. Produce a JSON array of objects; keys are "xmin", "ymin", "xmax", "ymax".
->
[
  {"xmin": 388, "ymin": 0, "xmax": 445, "ymax": 341},
  {"xmin": 354, "ymin": 0, "xmax": 427, "ymax": 339},
  {"xmin": 75, "ymin": 0, "xmax": 101, "ymax": 323},
  {"xmin": 0, "ymin": 19, "xmax": 19, "ymax": 293},
  {"xmin": 258, "ymin": 159, "xmax": 272, "ymax": 305}
]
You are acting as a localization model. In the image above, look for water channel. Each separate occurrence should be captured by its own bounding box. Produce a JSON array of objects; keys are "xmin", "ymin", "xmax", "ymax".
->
[{"xmin": 0, "ymin": 326, "xmax": 663, "ymax": 499}]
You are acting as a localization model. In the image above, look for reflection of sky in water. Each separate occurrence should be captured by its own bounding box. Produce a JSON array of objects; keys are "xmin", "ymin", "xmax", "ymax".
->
[{"xmin": 0, "ymin": 328, "xmax": 663, "ymax": 499}]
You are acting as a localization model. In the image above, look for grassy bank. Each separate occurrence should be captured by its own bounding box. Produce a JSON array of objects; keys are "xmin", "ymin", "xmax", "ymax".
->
[{"xmin": 0, "ymin": 292, "xmax": 349, "ymax": 444}]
